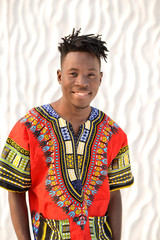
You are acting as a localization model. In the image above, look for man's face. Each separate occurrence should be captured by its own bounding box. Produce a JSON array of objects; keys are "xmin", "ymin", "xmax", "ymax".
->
[{"xmin": 57, "ymin": 51, "xmax": 103, "ymax": 110}]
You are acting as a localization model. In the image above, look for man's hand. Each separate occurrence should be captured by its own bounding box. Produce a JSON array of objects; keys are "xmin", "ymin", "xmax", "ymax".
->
[
  {"xmin": 8, "ymin": 191, "xmax": 31, "ymax": 240},
  {"xmin": 107, "ymin": 190, "xmax": 122, "ymax": 240}
]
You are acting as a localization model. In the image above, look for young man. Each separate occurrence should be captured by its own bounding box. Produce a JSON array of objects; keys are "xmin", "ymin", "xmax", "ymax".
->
[{"xmin": 0, "ymin": 29, "xmax": 134, "ymax": 240}]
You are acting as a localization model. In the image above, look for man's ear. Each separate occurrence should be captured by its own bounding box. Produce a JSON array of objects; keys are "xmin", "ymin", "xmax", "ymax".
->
[
  {"xmin": 57, "ymin": 69, "xmax": 62, "ymax": 84},
  {"xmin": 99, "ymin": 72, "xmax": 103, "ymax": 85}
]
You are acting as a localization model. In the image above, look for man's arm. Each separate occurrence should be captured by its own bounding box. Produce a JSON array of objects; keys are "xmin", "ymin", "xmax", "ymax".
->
[
  {"xmin": 8, "ymin": 191, "xmax": 31, "ymax": 240},
  {"xmin": 107, "ymin": 190, "xmax": 122, "ymax": 240}
]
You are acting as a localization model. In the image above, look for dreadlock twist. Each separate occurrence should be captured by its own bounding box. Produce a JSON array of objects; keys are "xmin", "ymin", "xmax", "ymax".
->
[{"xmin": 58, "ymin": 28, "xmax": 109, "ymax": 65}]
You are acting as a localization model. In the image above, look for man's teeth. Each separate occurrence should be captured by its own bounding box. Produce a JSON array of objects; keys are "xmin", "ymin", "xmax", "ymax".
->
[{"xmin": 75, "ymin": 92, "xmax": 89, "ymax": 95}]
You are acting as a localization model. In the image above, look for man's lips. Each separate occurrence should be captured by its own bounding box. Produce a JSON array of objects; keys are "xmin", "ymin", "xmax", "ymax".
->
[{"xmin": 72, "ymin": 91, "xmax": 91, "ymax": 96}]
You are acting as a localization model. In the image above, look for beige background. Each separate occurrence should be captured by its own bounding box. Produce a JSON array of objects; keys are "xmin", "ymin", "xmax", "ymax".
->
[{"xmin": 0, "ymin": 0, "xmax": 160, "ymax": 239}]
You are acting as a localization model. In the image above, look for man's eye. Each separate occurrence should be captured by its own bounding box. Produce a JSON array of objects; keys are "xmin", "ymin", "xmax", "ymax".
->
[
  {"xmin": 70, "ymin": 73, "xmax": 77, "ymax": 77},
  {"xmin": 88, "ymin": 73, "xmax": 95, "ymax": 77}
]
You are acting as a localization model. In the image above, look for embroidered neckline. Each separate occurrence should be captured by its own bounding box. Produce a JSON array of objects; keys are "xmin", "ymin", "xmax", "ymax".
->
[
  {"xmin": 36, "ymin": 104, "xmax": 104, "ymax": 203},
  {"xmin": 46, "ymin": 103, "xmax": 99, "ymax": 123}
]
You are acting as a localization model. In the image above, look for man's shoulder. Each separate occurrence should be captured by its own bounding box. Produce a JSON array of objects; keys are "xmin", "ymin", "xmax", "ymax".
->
[
  {"xmin": 97, "ymin": 108, "xmax": 119, "ymax": 126},
  {"xmin": 97, "ymin": 108, "xmax": 126, "ymax": 137},
  {"xmin": 18, "ymin": 104, "xmax": 50, "ymax": 124},
  {"xmin": 24, "ymin": 104, "xmax": 53, "ymax": 117}
]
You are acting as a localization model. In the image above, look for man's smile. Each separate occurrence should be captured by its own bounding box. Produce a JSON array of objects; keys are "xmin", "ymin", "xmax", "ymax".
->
[{"xmin": 72, "ymin": 91, "xmax": 91, "ymax": 97}]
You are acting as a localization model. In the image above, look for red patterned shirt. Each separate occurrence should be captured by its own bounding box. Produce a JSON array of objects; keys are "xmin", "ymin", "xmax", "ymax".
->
[{"xmin": 0, "ymin": 104, "xmax": 134, "ymax": 240}]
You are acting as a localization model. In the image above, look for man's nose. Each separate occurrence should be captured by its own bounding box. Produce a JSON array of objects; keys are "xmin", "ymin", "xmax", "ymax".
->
[{"xmin": 75, "ymin": 75, "xmax": 89, "ymax": 86}]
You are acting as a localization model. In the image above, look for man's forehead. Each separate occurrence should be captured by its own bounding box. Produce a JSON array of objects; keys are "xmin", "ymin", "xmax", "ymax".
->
[
  {"xmin": 62, "ymin": 51, "xmax": 101, "ymax": 67},
  {"xmin": 66, "ymin": 67, "xmax": 98, "ymax": 72}
]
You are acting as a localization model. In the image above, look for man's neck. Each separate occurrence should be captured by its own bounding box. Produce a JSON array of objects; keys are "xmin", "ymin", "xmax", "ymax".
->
[{"xmin": 51, "ymin": 99, "xmax": 91, "ymax": 133}]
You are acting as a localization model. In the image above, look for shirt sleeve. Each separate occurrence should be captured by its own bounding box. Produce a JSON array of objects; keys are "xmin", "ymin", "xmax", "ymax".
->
[
  {"xmin": 108, "ymin": 132, "xmax": 134, "ymax": 191},
  {"xmin": 0, "ymin": 120, "xmax": 31, "ymax": 192}
]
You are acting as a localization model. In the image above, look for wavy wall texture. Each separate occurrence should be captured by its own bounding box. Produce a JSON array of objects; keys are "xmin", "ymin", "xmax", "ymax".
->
[{"xmin": 0, "ymin": 0, "xmax": 160, "ymax": 239}]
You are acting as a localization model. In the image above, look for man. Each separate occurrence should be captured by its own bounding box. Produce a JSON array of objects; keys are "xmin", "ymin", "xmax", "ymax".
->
[{"xmin": 0, "ymin": 29, "xmax": 134, "ymax": 240}]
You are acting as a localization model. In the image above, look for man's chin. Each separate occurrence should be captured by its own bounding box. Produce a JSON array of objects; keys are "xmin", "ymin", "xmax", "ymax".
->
[{"xmin": 72, "ymin": 103, "xmax": 90, "ymax": 110}]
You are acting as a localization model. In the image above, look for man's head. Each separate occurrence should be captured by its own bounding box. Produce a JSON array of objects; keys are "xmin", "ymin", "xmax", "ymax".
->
[
  {"xmin": 57, "ymin": 29, "xmax": 109, "ymax": 111},
  {"xmin": 58, "ymin": 28, "xmax": 109, "ymax": 68}
]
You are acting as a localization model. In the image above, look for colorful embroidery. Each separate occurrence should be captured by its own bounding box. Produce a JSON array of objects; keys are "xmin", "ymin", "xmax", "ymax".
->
[
  {"xmin": 2, "ymin": 138, "xmax": 30, "ymax": 170},
  {"xmin": 89, "ymin": 216, "xmax": 112, "ymax": 240},
  {"xmin": 0, "ymin": 145, "xmax": 31, "ymax": 192},
  {"xmin": 83, "ymin": 118, "xmax": 119, "ymax": 207},
  {"xmin": 0, "ymin": 138, "xmax": 31, "ymax": 191},
  {"xmin": 32, "ymin": 211, "xmax": 40, "ymax": 238},
  {"xmin": 32, "ymin": 211, "xmax": 70, "ymax": 240},
  {"xmin": 108, "ymin": 145, "xmax": 134, "ymax": 191}
]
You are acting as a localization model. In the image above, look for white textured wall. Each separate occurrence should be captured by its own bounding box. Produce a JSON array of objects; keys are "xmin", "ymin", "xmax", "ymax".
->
[{"xmin": 0, "ymin": 0, "xmax": 160, "ymax": 239}]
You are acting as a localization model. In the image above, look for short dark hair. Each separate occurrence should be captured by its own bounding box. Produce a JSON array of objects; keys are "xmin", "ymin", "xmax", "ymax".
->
[{"xmin": 58, "ymin": 28, "xmax": 109, "ymax": 65}]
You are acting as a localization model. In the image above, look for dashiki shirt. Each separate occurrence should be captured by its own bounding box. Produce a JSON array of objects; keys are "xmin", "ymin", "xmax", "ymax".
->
[{"xmin": 0, "ymin": 104, "xmax": 134, "ymax": 240}]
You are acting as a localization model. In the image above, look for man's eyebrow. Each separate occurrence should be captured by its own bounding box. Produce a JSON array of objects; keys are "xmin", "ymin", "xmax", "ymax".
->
[
  {"xmin": 68, "ymin": 68, "xmax": 78, "ymax": 71},
  {"xmin": 67, "ymin": 67, "xmax": 97, "ymax": 71},
  {"xmin": 88, "ymin": 68, "xmax": 96, "ymax": 71}
]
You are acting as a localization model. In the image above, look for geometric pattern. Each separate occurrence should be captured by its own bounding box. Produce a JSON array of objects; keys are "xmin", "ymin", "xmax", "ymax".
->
[
  {"xmin": 66, "ymin": 155, "xmax": 74, "ymax": 168},
  {"xmin": 108, "ymin": 145, "xmax": 134, "ymax": 191},
  {"xmin": 32, "ymin": 211, "xmax": 71, "ymax": 240},
  {"xmin": 0, "ymin": 138, "xmax": 31, "ymax": 191},
  {"xmin": 65, "ymin": 141, "xmax": 73, "ymax": 154},
  {"xmin": 89, "ymin": 215, "xmax": 112, "ymax": 239}
]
